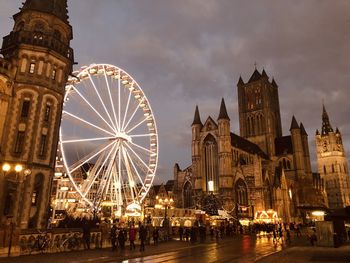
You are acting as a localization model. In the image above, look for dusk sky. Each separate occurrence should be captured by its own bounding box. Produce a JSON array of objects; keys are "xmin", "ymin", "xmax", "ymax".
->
[{"xmin": 1, "ymin": 0, "xmax": 349, "ymax": 183}]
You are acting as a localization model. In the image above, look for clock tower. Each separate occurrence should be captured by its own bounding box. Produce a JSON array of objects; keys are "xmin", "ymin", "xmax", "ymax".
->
[{"xmin": 315, "ymin": 105, "xmax": 350, "ymax": 208}]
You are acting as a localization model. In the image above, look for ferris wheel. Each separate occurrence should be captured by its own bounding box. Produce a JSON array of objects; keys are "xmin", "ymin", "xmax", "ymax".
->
[{"xmin": 59, "ymin": 64, "xmax": 158, "ymax": 215}]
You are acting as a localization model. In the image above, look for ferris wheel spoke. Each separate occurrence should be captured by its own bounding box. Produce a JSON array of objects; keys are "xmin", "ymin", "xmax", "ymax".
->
[
  {"xmin": 118, "ymin": 71, "xmax": 121, "ymax": 133},
  {"xmin": 88, "ymin": 73, "xmax": 119, "ymax": 132},
  {"xmin": 61, "ymin": 136, "xmax": 115, "ymax": 144},
  {"xmin": 124, "ymin": 142, "xmax": 153, "ymax": 173},
  {"xmin": 123, "ymin": 97, "xmax": 145, "ymax": 132},
  {"xmin": 69, "ymin": 84, "xmax": 116, "ymax": 133},
  {"xmin": 129, "ymin": 133, "xmax": 155, "ymax": 138},
  {"xmin": 121, "ymin": 145, "xmax": 137, "ymax": 201},
  {"xmin": 82, "ymin": 142, "xmax": 118, "ymax": 198},
  {"xmin": 69, "ymin": 139, "xmax": 115, "ymax": 174},
  {"xmin": 63, "ymin": 110, "xmax": 115, "ymax": 137},
  {"xmin": 124, "ymin": 146, "xmax": 146, "ymax": 189},
  {"xmin": 103, "ymin": 67, "xmax": 119, "ymax": 133},
  {"xmin": 128, "ymin": 141, "xmax": 156, "ymax": 155},
  {"xmin": 121, "ymin": 88, "xmax": 132, "ymax": 131},
  {"xmin": 126, "ymin": 116, "xmax": 151, "ymax": 134}
]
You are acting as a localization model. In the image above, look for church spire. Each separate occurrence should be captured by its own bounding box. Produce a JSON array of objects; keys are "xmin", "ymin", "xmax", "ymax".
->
[
  {"xmin": 321, "ymin": 104, "xmax": 333, "ymax": 135},
  {"xmin": 20, "ymin": 0, "xmax": 69, "ymax": 22},
  {"xmin": 218, "ymin": 98, "xmax": 230, "ymax": 120},
  {"xmin": 192, "ymin": 105, "xmax": 202, "ymax": 126},
  {"xmin": 289, "ymin": 115, "xmax": 299, "ymax": 131}
]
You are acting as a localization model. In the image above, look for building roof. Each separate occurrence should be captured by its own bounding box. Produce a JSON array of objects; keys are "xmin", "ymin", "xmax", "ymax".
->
[
  {"xmin": 300, "ymin": 122, "xmax": 308, "ymax": 136},
  {"xmin": 230, "ymin": 132, "xmax": 268, "ymax": 159},
  {"xmin": 192, "ymin": 105, "xmax": 203, "ymax": 126},
  {"xmin": 20, "ymin": 0, "xmax": 69, "ymax": 22},
  {"xmin": 321, "ymin": 104, "xmax": 334, "ymax": 135},
  {"xmin": 275, "ymin": 136, "xmax": 293, "ymax": 155},
  {"xmin": 218, "ymin": 98, "xmax": 230, "ymax": 120},
  {"xmin": 289, "ymin": 115, "xmax": 299, "ymax": 131},
  {"xmin": 248, "ymin": 69, "xmax": 262, "ymax": 83}
]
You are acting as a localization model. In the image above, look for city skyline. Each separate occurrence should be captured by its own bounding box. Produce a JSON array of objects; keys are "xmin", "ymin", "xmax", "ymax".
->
[{"xmin": 1, "ymin": 0, "xmax": 349, "ymax": 183}]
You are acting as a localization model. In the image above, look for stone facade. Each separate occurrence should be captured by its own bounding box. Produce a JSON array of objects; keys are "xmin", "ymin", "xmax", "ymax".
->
[
  {"xmin": 173, "ymin": 69, "xmax": 328, "ymax": 223},
  {"xmin": 0, "ymin": 0, "xmax": 73, "ymax": 229},
  {"xmin": 316, "ymin": 106, "xmax": 350, "ymax": 208}
]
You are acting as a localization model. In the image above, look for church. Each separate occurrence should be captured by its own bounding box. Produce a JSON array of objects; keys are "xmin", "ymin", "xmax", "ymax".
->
[{"xmin": 172, "ymin": 68, "xmax": 345, "ymax": 223}]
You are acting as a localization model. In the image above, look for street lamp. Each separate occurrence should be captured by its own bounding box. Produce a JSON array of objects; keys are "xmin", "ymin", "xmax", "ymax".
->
[{"xmin": 156, "ymin": 196, "xmax": 174, "ymax": 240}]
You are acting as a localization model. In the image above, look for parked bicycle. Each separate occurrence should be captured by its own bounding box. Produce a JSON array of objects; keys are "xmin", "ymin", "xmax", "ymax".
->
[
  {"xmin": 60, "ymin": 232, "xmax": 81, "ymax": 251},
  {"xmin": 28, "ymin": 231, "xmax": 51, "ymax": 254}
]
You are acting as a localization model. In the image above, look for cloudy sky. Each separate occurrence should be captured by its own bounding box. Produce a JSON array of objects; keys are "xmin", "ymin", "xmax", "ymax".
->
[{"xmin": 1, "ymin": 0, "xmax": 349, "ymax": 183}]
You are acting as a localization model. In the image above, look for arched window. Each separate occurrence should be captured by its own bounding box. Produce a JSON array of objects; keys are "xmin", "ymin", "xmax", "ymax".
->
[
  {"xmin": 264, "ymin": 179, "xmax": 272, "ymax": 209},
  {"xmin": 332, "ymin": 164, "xmax": 335, "ymax": 173},
  {"xmin": 204, "ymin": 134, "xmax": 218, "ymax": 192},
  {"xmin": 183, "ymin": 181, "xmax": 192, "ymax": 208},
  {"xmin": 283, "ymin": 159, "xmax": 287, "ymax": 169},
  {"xmin": 235, "ymin": 179, "xmax": 248, "ymax": 206},
  {"xmin": 324, "ymin": 165, "xmax": 327, "ymax": 174},
  {"xmin": 16, "ymin": 21, "xmax": 25, "ymax": 31}
]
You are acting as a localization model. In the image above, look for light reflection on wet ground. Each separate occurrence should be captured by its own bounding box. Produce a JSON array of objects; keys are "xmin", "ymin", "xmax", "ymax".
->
[{"xmin": 119, "ymin": 236, "xmax": 286, "ymax": 263}]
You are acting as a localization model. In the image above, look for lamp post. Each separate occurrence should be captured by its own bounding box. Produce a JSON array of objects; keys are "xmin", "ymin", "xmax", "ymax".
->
[
  {"xmin": 156, "ymin": 196, "xmax": 173, "ymax": 240},
  {"xmin": 1, "ymin": 162, "xmax": 31, "ymax": 256}
]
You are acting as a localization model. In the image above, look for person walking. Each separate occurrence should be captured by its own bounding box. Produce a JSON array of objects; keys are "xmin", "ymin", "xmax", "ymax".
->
[
  {"xmin": 129, "ymin": 225, "xmax": 136, "ymax": 250},
  {"xmin": 179, "ymin": 226, "xmax": 184, "ymax": 241},
  {"xmin": 152, "ymin": 227, "xmax": 159, "ymax": 245},
  {"xmin": 82, "ymin": 221, "xmax": 91, "ymax": 249},
  {"xmin": 139, "ymin": 225, "xmax": 147, "ymax": 252},
  {"xmin": 110, "ymin": 224, "xmax": 117, "ymax": 251},
  {"xmin": 118, "ymin": 228, "xmax": 126, "ymax": 252}
]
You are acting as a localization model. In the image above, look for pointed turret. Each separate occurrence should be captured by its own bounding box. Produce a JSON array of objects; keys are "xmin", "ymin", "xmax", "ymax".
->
[
  {"xmin": 261, "ymin": 69, "xmax": 268, "ymax": 79},
  {"xmin": 20, "ymin": 0, "xmax": 69, "ymax": 22},
  {"xmin": 316, "ymin": 129, "xmax": 320, "ymax": 135},
  {"xmin": 192, "ymin": 105, "xmax": 202, "ymax": 126},
  {"xmin": 321, "ymin": 104, "xmax": 333, "ymax": 135},
  {"xmin": 300, "ymin": 122, "xmax": 308, "ymax": 136},
  {"xmin": 289, "ymin": 116, "xmax": 299, "ymax": 131},
  {"xmin": 336, "ymin": 127, "xmax": 340, "ymax": 134},
  {"xmin": 248, "ymin": 69, "xmax": 262, "ymax": 83},
  {"xmin": 237, "ymin": 76, "xmax": 244, "ymax": 86},
  {"xmin": 218, "ymin": 98, "xmax": 230, "ymax": 120}
]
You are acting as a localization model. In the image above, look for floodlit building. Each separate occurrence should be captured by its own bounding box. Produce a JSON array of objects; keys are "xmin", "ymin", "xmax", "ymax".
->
[
  {"xmin": 0, "ymin": 0, "xmax": 73, "ymax": 229},
  {"xmin": 173, "ymin": 69, "xmax": 330, "ymax": 223}
]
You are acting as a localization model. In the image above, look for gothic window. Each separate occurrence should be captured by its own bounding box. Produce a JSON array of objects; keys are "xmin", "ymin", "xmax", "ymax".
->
[
  {"xmin": 52, "ymin": 69, "xmax": 57, "ymax": 80},
  {"xmin": 204, "ymin": 134, "xmax": 218, "ymax": 192},
  {"xmin": 264, "ymin": 179, "xmax": 272, "ymax": 209},
  {"xmin": 14, "ymin": 131, "xmax": 25, "ymax": 154},
  {"xmin": 283, "ymin": 159, "xmax": 287, "ymax": 169},
  {"xmin": 21, "ymin": 99, "xmax": 31, "ymax": 118},
  {"xmin": 324, "ymin": 165, "xmax": 327, "ymax": 174},
  {"xmin": 287, "ymin": 160, "xmax": 291, "ymax": 170},
  {"xmin": 39, "ymin": 134, "xmax": 47, "ymax": 157},
  {"xmin": 44, "ymin": 104, "xmax": 51, "ymax": 122},
  {"xmin": 235, "ymin": 179, "xmax": 248, "ymax": 206},
  {"xmin": 32, "ymin": 174, "xmax": 44, "ymax": 207},
  {"xmin": 183, "ymin": 181, "xmax": 192, "ymax": 208},
  {"xmin": 29, "ymin": 63, "xmax": 35, "ymax": 74},
  {"xmin": 332, "ymin": 164, "xmax": 335, "ymax": 173}
]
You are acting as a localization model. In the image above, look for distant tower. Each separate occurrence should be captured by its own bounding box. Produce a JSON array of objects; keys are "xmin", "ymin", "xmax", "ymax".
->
[
  {"xmin": 217, "ymin": 98, "xmax": 233, "ymax": 191},
  {"xmin": 0, "ymin": 0, "xmax": 73, "ymax": 228},
  {"xmin": 237, "ymin": 69, "xmax": 282, "ymax": 156},
  {"xmin": 191, "ymin": 105, "xmax": 203, "ymax": 193},
  {"xmin": 315, "ymin": 105, "xmax": 350, "ymax": 208}
]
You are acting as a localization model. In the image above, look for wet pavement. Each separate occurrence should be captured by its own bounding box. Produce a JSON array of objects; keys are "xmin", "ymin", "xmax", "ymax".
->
[{"xmin": 0, "ymin": 235, "xmax": 288, "ymax": 263}]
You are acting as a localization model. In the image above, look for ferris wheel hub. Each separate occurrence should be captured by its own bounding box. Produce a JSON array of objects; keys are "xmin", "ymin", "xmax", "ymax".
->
[{"xmin": 114, "ymin": 132, "xmax": 132, "ymax": 143}]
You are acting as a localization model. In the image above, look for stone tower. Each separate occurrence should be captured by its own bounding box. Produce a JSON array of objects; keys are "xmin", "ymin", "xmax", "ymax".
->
[
  {"xmin": 237, "ymin": 69, "xmax": 282, "ymax": 156},
  {"xmin": 0, "ymin": 0, "xmax": 73, "ymax": 229},
  {"xmin": 191, "ymin": 105, "xmax": 203, "ymax": 193},
  {"xmin": 217, "ymin": 98, "xmax": 233, "ymax": 190},
  {"xmin": 316, "ymin": 105, "xmax": 350, "ymax": 208}
]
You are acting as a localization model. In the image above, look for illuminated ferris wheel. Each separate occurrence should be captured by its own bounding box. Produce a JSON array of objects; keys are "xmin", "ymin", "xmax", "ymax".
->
[{"xmin": 59, "ymin": 64, "xmax": 158, "ymax": 215}]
